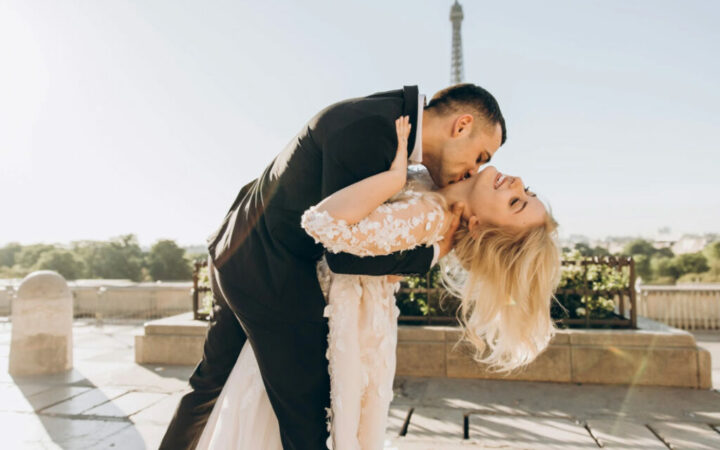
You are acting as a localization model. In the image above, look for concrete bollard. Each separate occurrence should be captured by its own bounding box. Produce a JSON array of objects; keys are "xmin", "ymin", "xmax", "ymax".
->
[{"xmin": 9, "ymin": 271, "xmax": 73, "ymax": 376}]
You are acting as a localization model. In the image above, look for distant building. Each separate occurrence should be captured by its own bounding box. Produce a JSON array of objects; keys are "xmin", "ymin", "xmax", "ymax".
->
[
  {"xmin": 672, "ymin": 235, "xmax": 712, "ymax": 255},
  {"xmin": 560, "ymin": 232, "xmax": 717, "ymax": 256},
  {"xmin": 651, "ymin": 227, "xmax": 679, "ymax": 250}
]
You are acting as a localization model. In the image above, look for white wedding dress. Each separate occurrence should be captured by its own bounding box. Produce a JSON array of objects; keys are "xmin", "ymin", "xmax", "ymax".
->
[{"xmin": 196, "ymin": 181, "xmax": 447, "ymax": 450}]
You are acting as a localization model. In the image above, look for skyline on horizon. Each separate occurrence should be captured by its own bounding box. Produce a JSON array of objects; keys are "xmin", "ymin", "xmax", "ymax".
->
[{"xmin": 1, "ymin": 1, "xmax": 719, "ymax": 248}]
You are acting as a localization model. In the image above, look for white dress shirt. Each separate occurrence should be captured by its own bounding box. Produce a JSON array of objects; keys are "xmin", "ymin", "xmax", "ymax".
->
[{"xmin": 408, "ymin": 94, "xmax": 440, "ymax": 266}]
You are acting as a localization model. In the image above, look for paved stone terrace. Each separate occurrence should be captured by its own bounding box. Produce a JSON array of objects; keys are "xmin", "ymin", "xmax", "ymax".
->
[{"xmin": 1, "ymin": 319, "xmax": 719, "ymax": 449}]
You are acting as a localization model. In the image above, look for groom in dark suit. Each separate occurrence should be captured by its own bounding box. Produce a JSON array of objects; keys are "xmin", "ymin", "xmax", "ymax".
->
[{"xmin": 161, "ymin": 84, "xmax": 506, "ymax": 449}]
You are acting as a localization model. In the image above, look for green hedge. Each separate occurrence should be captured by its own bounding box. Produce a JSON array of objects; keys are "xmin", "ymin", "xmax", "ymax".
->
[{"xmin": 195, "ymin": 252, "xmax": 632, "ymax": 328}]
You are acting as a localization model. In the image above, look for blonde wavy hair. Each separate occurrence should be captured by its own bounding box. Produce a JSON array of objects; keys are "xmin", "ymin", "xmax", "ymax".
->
[
  {"xmin": 440, "ymin": 211, "xmax": 562, "ymax": 373},
  {"xmin": 400, "ymin": 171, "xmax": 562, "ymax": 372}
]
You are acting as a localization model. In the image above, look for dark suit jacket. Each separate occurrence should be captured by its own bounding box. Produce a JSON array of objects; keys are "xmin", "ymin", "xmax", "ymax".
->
[{"xmin": 206, "ymin": 86, "xmax": 434, "ymax": 322}]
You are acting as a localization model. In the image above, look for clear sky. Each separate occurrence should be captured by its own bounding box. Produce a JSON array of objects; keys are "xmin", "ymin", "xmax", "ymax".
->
[{"xmin": 1, "ymin": 0, "xmax": 719, "ymax": 247}]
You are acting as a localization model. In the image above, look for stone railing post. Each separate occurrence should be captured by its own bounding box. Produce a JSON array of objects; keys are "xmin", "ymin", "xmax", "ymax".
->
[
  {"xmin": 96, "ymin": 286, "xmax": 107, "ymax": 327},
  {"xmin": 9, "ymin": 271, "xmax": 73, "ymax": 375},
  {"xmin": 0, "ymin": 285, "xmax": 14, "ymax": 315}
]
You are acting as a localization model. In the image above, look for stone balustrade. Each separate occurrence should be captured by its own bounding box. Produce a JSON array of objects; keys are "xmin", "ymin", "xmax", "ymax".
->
[
  {"xmin": 638, "ymin": 285, "xmax": 720, "ymax": 330},
  {"xmin": 4, "ymin": 280, "xmax": 719, "ymax": 329},
  {"xmin": 1, "ymin": 280, "xmax": 192, "ymax": 320},
  {"xmin": 0, "ymin": 285, "xmax": 13, "ymax": 315},
  {"xmin": 72, "ymin": 283, "xmax": 192, "ymax": 320}
]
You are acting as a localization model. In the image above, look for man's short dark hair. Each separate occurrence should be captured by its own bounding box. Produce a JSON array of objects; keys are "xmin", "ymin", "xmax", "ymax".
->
[{"xmin": 426, "ymin": 83, "xmax": 507, "ymax": 145}]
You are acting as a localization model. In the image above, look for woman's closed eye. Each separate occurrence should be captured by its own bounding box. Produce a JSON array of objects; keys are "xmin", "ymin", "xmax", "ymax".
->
[{"xmin": 511, "ymin": 196, "xmax": 529, "ymax": 213}]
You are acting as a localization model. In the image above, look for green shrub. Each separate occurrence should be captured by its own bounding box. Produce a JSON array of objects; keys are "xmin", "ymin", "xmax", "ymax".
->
[
  {"xmin": 551, "ymin": 251, "xmax": 629, "ymax": 324},
  {"xmin": 147, "ymin": 240, "xmax": 193, "ymax": 281},
  {"xmin": 196, "ymin": 264, "xmax": 213, "ymax": 316},
  {"xmin": 395, "ymin": 251, "xmax": 632, "ymax": 328}
]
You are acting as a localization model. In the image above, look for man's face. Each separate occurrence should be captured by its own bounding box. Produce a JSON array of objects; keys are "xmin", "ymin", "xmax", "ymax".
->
[{"xmin": 426, "ymin": 120, "xmax": 503, "ymax": 188}]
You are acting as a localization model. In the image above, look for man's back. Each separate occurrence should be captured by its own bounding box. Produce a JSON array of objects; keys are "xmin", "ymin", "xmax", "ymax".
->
[{"xmin": 206, "ymin": 87, "xmax": 428, "ymax": 322}]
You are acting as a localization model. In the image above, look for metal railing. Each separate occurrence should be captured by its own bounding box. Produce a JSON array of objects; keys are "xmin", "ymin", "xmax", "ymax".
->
[
  {"xmin": 193, "ymin": 260, "xmax": 211, "ymax": 320},
  {"xmin": 555, "ymin": 256, "xmax": 637, "ymax": 328}
]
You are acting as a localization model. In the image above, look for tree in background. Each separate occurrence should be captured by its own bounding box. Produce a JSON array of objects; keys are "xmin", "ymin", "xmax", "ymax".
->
[
  {"xmin": 147, "ymin": 240, "xmax": 192, "ymax": 281},
  {"xmin": 622, "ymin": 239, "xmax": 656, "ymax": 257},
  {"xmin": 0, "ymin": 235, "xmax": 196, "ymax": 281},
  {"xmin": 0, "ymin": 243, "xmax": 22, "ymax": 267},
  {"xmin": 72, "ymin": 234, "xmax": 144, "ymax": 281},
  {"xmin": 573, "ymin": 243, "xmax": 610, "ymax": 257},
  {"xmin": 33, "ymin": 248, "xmax": 86, "ymax": 280},
  {"xmin": 15, "ymin": 244, "xmax": 57, "ymax": 268},
  {"xmin": 633, "ymin": 254, "xmax": 652, "ymax": 282},
  {"xmin": 651, "ymin": 256, "xmax": 680, "ymax": 282},
  {"xmin": 703, "ymin": 241, "xmax": 720, "ymax": 281},
  {"xmin": 674, "ymin": 253, "xmax": 709, "ymax": 275},
  {"xmin": 704, "ymin": 241, "xmax": 720, "ymax": 261}
]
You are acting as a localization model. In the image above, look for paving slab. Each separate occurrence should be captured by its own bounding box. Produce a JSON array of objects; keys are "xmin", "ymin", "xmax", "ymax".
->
[
  {"xmin": 74, "ymin": 347, "xmax": 119, "ymax": 361},
  {"xmin": 0, "ymin": 384, "xmax": 39, "ymax": 413},
  {"xmin": 1, "ymin": 321, "xmax": 720, "ymax": 449},
  {"xmin": 585, "ymin": 419, "xmax": 666, "ymax": 449},
  {"xmin": 405, "ymin": 407, "xmax": 464, "ymax": 440},
  {"xmin": 130, "ymin": 390, "xmax": 187, "ymax": 424},
  {"xmin": 650, "ymin": 421, "xmax": 720, "ymax": 450},
  {"xmin": 82, "ymin": 391, "xmax": 168, "ymax": 417},
  {"xmin": 71, "ymin": 360, "xmax": 192, "ymax": 393},
  {"xmin": 384, "ymin": 439, "xmax": 478, "ymax": 449},
  {"xmin": 26, "ymin": 386, "xmax": 95, "ymax": 412},
  {"xmin": 0, "ymin": 410, "xmax": 131, "ymax": 449},
  {"xmin": 95, "ymin": 420, "xmax": 167, "ymax": 449},
  {"xmin": 394, "ymin": 376, "xmax": 720, "ymax": 423},
  {"xmin": 468, "ymin": 415, "xmax": 599, "ymax": 449},
  {"xmin": 0, "ymin": 364, "xmax": 90, "ymax": 385},
  {"xmin": 1, "ymin": 384, "xmax": 95, "ymax": 413},
  {"xmin": 386, "ymin": 405, "xmax": 411, "ymax": 437},
  {"xmin": 41, "ymin": 387, "xmax": 129, "ymax": 415}
]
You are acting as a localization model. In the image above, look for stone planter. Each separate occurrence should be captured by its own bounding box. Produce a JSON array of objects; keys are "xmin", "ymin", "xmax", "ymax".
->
[{"xmin": 135, "ymin": 314, "xmax": 712, "ymax": 389}]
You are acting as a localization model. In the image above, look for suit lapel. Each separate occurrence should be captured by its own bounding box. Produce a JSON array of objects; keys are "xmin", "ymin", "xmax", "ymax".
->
[{"xmin": 402, "ymin": 85, "xmax": 419, "ymax": 153}]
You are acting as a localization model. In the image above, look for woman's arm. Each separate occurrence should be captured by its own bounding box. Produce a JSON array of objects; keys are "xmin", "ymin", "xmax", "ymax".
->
[
  {"xmin": 302, "ymin": 191, "xmax": 450, "ymax": 257},
  {"xmin": 312, "ymin": 116, "xmax": 411, "ymax": 225}
]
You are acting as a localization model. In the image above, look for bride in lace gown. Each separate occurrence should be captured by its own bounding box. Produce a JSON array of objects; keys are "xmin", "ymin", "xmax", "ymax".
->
[{"xmin": 196, "ymin": 117, "xmax": 561, "ymax": 449}]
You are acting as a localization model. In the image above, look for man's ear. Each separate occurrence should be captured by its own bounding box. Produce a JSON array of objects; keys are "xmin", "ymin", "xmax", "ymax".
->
[{"xmin": 452, "ymin": 114, "xmax": 474, "ymax": 137}]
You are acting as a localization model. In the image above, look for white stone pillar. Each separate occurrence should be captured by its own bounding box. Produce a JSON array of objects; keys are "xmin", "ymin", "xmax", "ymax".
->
[{"xmin": 9, "ymin": 271, "xmax": 73, "ymax": 375}]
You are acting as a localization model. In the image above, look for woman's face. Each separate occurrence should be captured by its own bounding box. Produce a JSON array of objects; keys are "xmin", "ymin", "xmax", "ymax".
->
[{"xmin": 463, "ymin": 166, "xmax": 546, "ymax": 230}]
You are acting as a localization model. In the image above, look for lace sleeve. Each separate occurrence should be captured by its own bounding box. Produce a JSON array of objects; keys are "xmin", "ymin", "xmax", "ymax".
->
[{"xmin": 301, "ymin": 191, "xmax": 447, "ymax": 257}]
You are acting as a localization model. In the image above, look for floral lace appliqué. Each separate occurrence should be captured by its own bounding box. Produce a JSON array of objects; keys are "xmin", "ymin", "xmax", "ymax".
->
[{"xmin": 301, "ymin": 190, "xmax": 446, "ymax": 257}]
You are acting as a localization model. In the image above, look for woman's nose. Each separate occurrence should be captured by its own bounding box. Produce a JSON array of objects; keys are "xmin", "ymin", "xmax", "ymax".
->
[{"xmin": 511, "ymin": 176, "xmax": 525, "ymax": 193}]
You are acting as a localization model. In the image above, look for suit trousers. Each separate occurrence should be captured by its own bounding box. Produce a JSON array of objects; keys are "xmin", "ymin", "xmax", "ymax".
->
[{"xmin": 159, "ymin": 258, "xmax": 331, "ymax": 449}]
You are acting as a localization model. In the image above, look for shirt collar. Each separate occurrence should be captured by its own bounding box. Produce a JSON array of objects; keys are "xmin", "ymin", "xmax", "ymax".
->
[{"xmin": 408, "ymin": 94, "xmax": 425, "ymax": 164}]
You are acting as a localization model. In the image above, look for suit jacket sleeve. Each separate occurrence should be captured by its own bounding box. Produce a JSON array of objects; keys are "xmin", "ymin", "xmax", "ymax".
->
[{"xmin": 319, "ymin": 116, "xmax": 434, "ymax": 275}]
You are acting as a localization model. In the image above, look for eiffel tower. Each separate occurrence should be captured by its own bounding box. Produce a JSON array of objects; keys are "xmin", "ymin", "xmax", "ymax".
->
[{"xmin": 450, "ymin": 0, "xmax": 464, "ymax": 84}]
